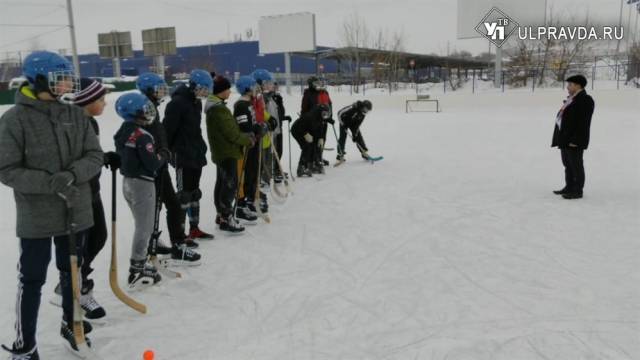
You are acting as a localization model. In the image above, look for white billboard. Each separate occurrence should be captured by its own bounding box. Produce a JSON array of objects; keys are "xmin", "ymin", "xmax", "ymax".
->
[
  {"xmin": 259, "ymin": 12, "xmax": 316, "ymax": 54},
  {"xmin": 457, "ymin": 0, "xmax": 546, "ymax": 39}
]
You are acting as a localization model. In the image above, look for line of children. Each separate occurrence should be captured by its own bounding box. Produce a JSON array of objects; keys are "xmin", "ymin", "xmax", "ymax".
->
[{"xmin": 1, "ymin": 56, "xmax": 371, "ymax": 358}]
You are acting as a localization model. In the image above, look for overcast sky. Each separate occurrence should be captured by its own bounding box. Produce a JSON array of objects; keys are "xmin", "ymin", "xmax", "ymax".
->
[{"xmin": 0, "ymin": 0, "xmax": 637, "ymax": 59}]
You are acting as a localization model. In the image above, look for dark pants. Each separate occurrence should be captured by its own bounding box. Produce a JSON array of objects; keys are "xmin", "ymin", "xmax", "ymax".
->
[
  {"xmin": 560, "ymin": 148, "xmax": 585, "ymax": 193},
  {"xmin": 243, "ymin": 145, "xmax": 259, "ymax": 203},
  {"xmin": 176, "ymin": 166, "xmax": 203, "ymax": 229},
  {"xmin": 156, "ymin": 167, "xmax": 185, "ymax": 243},
  {"xmin": 293, "ymin": 132, "xmax": 313, "ymax": 167},
  {"xmin": 274, "ymin": 132, "xmax": 283, "ymax": 159},
  {"xmin": 81, "ymin": 195, "xmax": 106, "ymax": 281},
  {"xmin": 273, "ymin": 132, "xmax": 283, "ymax": 176},
  {"xmin": 13, "ymin": 232, "xmax": 86, "ymax": 351},
  {"xmin": 214, "ymin": 159, "xmax": 239, "ymax": 217},
  {"xmin": 338, "ymin": 125, "xmax": 368, "ymax": 156},
  {"xmin": 311, "ymin": 123, "xmax": 328, "ymax": 163}
]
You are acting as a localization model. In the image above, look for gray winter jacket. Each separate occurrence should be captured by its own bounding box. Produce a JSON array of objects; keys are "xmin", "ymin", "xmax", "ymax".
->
[{"xmin": 0, "ymin": 84, "xmax": 104, "ymax": 238}]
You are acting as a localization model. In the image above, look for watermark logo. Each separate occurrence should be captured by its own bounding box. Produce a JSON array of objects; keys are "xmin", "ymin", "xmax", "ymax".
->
[
  {"xmin": 475, "ymin": 7, "xmax": 625, "ymax": 46},
  {"xmin": 475, "ymin": 7, "xmax": 519, "ymax": 48}
]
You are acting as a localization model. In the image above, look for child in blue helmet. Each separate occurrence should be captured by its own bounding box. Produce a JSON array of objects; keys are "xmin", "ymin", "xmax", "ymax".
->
[
  {"xmin": 114, "ymin": 91, "xmax": 170, "ymax": 288},
  {"xmin": 0, "ymin": 51, "xmax": 104, "ymax": 359},
  {"xmin": 233, "ymin": 75, "xmax": 264, "ymax": 223},
  {"xmin": 163, "ymin": 69, "xmax": 215, "ymax": 241}
]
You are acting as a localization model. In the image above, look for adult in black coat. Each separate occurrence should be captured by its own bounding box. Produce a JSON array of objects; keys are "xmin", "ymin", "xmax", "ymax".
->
[
  {"xmin": 551, "ymin": 75, "xmax": 595, "ymax": 199},
  {"xmin": 291, "ymin": 104, "xmax": 332, "ymax": 176}
]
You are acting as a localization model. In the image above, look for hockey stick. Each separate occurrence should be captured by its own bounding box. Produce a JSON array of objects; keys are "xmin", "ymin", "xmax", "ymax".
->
[
  {"xmin": 330, "ymin": 124, "xmax": 346, "ymax": 167},
  {"xmin": 109, "ymin": 170, "xmax": 147, "ymax": 314},
  {"xmin": 287, "ymin": 120, "xmax": 295, "ymax": 182},
  {"xmin": 268, "ymin": 133, "xmax": 292, "ymax": 199},
  {"xmin": 350, "ymin": 130, "xmax": 383, "ymax": 163},
  {"xmin": 254, "ymin": 139, "xmax": 271, "ymax": 223},
  {"xmin": 232, "ymin": 147, "xmax": 250, "ymax": 221},
  {"xmin": 336, "ymin": 125, "xmax": 383, "ymax": 164},
  {"xmin": 63, "ymin": 197, "xmax": 104, "ymax": 359},
  {"xmin": 149, "ymin": 166, "xmax": 181, "ymax": 278}
]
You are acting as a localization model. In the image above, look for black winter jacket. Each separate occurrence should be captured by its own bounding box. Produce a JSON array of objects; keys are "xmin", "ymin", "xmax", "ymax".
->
[
  {"xmin": 163, "ymin": 85, "xmax": 208, "ymax": 168},
  {"xmin": 551, "ymin": 90, "xmax": 595, "ymax": 150},
  {"xmin": 114, "ymin": 122, "xmax": 165, "ymax": 181},
  {"xmin": 291, "ymin": 106, "xmax": 327, "ymax": 139}
]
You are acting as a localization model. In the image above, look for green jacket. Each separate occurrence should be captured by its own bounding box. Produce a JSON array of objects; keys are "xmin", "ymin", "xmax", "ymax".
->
[{"xmin": 205, "ymin": 95, "xmax": 252, "ymax": 164}]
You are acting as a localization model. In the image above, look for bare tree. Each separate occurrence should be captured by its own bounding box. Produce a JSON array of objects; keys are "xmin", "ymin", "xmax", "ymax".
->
[{"xmin": 339, "ymin": 13, "xmax": 370, "ymax": 92}]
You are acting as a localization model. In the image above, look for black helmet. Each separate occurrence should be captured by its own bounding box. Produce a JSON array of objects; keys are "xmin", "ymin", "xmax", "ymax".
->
[
  {"xmin": 358, "ymin": 100, "xmax": 372, "ymax": 113},
  {"xmin": 307, "ymin": 76, "xmax": 319, "ymax": 88}
]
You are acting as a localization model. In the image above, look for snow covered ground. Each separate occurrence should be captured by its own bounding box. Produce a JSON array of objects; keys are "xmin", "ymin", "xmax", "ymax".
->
[{"xmin": 0, "ymin": 86, "xmax": 638, "ymax": 359}]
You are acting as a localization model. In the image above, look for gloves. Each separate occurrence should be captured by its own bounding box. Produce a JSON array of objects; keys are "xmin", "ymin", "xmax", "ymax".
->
[
  {"xmin": 50, "ymin": 171, "xmax": 75, "ymax": 193},
  {"xmin": 325, "ymin": 118, "xmax": 335, "ymax": 125},
  {"xmin": 252, "ymin": 123, "xmax": 269, "ymax": 136},
  {"xmin": 303, "ymin": 133, "xmax": 314, "ymax": 143},
  {"xmin": 318, "ymin": 139, "xmax": 324, "ymax": 148},
  {"xmin": 104, "ymin": 151, "xmax": 121, "ymax": 170},
  {"xmin": 283, "ymin": 115, "xmax": 292, "ymax": 122},
  {"xmin": 57, "ymin": 185, "xmax": 79, "ymax": 203},
  {"xmin": 158, "ymin": 148, "xmax": 172, "ymax": 162},
  {"xmin": 246, "ymin": 134, "xmax": 257, "ymax": 147}
]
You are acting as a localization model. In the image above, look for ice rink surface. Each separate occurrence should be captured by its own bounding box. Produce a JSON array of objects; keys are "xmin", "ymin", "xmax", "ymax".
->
[{"xmin": 0, "ymin": 85, "xmax": 638, "ymax": 359}]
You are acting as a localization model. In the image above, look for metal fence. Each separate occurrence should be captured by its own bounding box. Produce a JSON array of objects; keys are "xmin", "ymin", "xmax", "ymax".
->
[{"xmin": 323, "ymin": 61, "xmax": 640, "ymax": 95}]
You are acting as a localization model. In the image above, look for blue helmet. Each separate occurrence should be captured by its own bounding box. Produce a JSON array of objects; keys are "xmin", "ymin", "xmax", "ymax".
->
[
  {"xmin": 189, "ymin": 69, "xmax": 213, "ymax": 96},
  {"xmin": 115, "ymin": 91, "xmax": 157, "ymax": 125},
  {"xmin": 136, "ymin": 72, "xmax": 168, "ymax": 100},
  {"xmin": 236, "ymin": 75, "xmax": 257, "ymax": 95},
  {"xmin": 22, "ymin": 50, "xmax": 79, "ymax": 96},
  {"xmin": 251, "ymin": 69, "xmax": 273, "ymax": 85}
]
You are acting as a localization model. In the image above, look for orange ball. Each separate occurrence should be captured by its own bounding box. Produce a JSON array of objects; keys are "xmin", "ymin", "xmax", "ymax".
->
[{"xmin": 143, "ymin": 350, "xmax": 155, "ymax": 360}]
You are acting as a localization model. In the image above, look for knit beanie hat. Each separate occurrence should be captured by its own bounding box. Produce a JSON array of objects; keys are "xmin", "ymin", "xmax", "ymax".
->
[
  {"xmin": 213, "ymin": 75, "xmax": 231, "ymax": 95},
  {"xmin": 74, "ymin": 78, "xmax": 107, "ymax": 107}
]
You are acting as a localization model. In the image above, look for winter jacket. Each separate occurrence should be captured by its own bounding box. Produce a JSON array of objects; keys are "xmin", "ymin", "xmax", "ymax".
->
[
  {"xmin": 301, "ymin": 88, "xmax": 332, "ymax": 116},
  {"xmin": 88, "ymin": 117, "xmax": 102, "ymax": 196},
  {"xmin": 291, "ymin": 106, "xmax": 327, "ymax": 140},
  {"xmin": 337, "ymin": 103, "xmax": 366, "ymax": 131},
  {"xmin": 163, "ymin": 85, "xmax": 208, "ymax": 169},
  {"xmin": 144, "ymin": 98, "xmax": 169, "ymax": 152},
  {"xmin": 233, "ymin": 98, "xmax": 256, "ymax": 134},
  {"xmin": 114, "ymin": 122, "xmax": 165, "ymax": 181},
  {"xmin": 0, "ymin": 85, "xmax": 104, "ymax": 238},
  {"xmin": 272, "ymin": 92, "xmax": 287, "ymax": 124},
  {"xmin": 205, "ymin": 95, "xmax": 253, "ymax": 164},
  {"xmin": 551, "ymin": 90, "xmax": 595, "ymax": 150},
  {"xmin": 264, "ymin": 93, "xmax": 281, "ymax": 135}
]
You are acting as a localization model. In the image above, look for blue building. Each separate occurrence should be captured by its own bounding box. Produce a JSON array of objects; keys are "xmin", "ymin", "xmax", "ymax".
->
[{"xmin": 77, "ymin": 41, "xmax": 336, "ymax": 79}]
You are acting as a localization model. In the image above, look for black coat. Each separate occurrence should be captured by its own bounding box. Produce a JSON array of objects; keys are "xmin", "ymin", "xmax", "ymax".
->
[
  {"xmin": 163, "ymin": 85, "xmax": 208, "ymax": 168},
  {"xmin": 337, "ymin": 104, "xmax": 365, "ymax": 131},
  {"xmin": 272, "ymin": 92, "xmax": 286, "ymax": 123},
  {"xmin": 291, "ymin": 106, "xmax": 326, "ymax": 139},
  {"xmin": 301, "ymin": 88, "xmax": 332, "ymax": 116},
  {"xmin": 114, "ymin": 122, "xmax": 165, "ymax": 181},
  {"xmin": 144, "ymin": 99, "xmax": 169, "ymax": 152},
  {"xmin": 552, "ymin": 90, "xmax": 595, "ymax": 150}
]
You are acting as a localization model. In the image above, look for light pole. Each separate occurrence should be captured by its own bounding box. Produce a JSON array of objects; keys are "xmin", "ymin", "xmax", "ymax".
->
[
  {"xmin": 409, "ymin": 59, "xmax": 416, "ymax": 95},
  {"xmin": 66, "ymin": 0, "xmax": 80, "ymax": 77}
]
